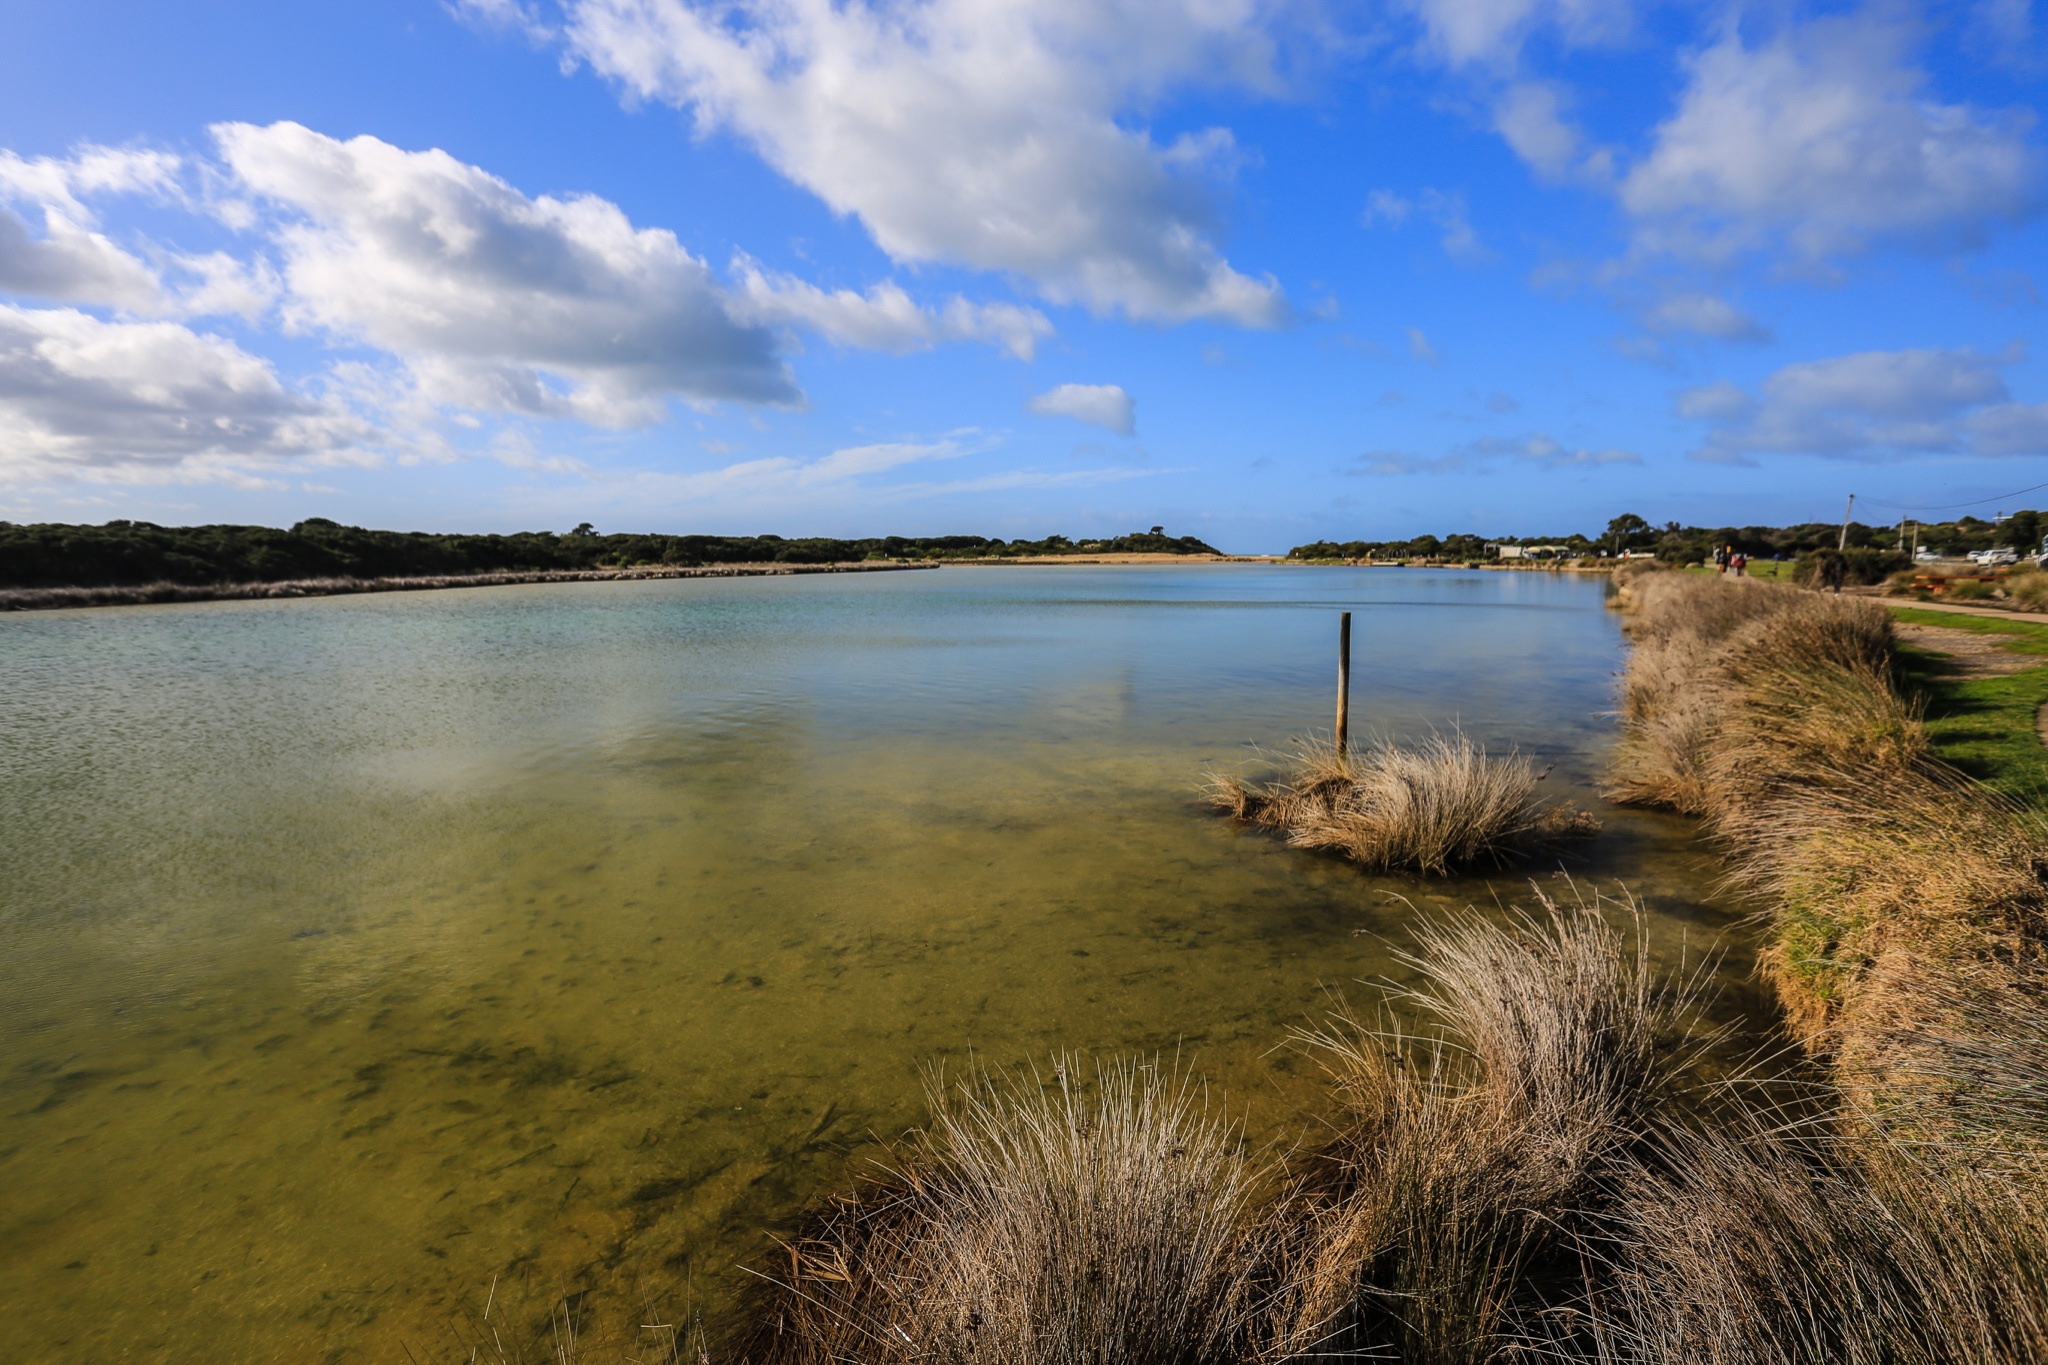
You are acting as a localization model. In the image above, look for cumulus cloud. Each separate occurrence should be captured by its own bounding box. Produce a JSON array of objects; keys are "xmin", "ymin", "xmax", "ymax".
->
[
  {"xmin": 730, "ymin": 258, "xmax": 1051, "ymax": 359},
  {"xmin": 562, "ymin": 0, "xmax": 1288, "ymax": 325},
  {"xmin": 1027, "ymin": 382, "xmax": 1135, "ymax": 435},
  {"xmin": 0, "ymin": 146, "xmax": 183, "ymax": 312},
  {"xmin": 1622, "ymin": 15, "xmax": 2040, "ymax": 266},
  {"xmin": 0, "ymin": 304, "xmax": 368, "ymax": 485},
  {"xmin": 214, "ymin": 120, "xmax": 802, "ymax": 425},
  {"xmin": 1678, "ymin": 346, "xmax": 2048, "ymax": 463},
  {"xmin": 1364, "ymin": 188, "xmax": 1490, "ymax": 262}
]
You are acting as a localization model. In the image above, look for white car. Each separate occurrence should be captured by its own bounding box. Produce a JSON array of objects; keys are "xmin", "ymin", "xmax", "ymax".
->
[
  {"xmin": 1971, "ymin": 547, "xmax": 2019, "ymax": 566},
  {"xmin": 1914, "ymin": 547, "xmax": 1941, "ymax": 563}
]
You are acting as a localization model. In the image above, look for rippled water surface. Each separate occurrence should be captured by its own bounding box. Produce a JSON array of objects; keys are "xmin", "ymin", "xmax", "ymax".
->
[{"xmin": 0, "ymin": 566, "xmax": 1753, "ymax": 1361}]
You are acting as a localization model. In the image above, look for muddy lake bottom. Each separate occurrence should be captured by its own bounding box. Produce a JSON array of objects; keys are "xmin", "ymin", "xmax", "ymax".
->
[{"xmin": 0, "ymin": 566, "xmax": 1763, "ymax": 1362}]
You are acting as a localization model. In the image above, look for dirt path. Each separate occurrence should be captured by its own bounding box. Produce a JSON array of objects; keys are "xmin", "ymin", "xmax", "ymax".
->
[
  {"xmin": 1894, "ymin": 620, "xmax": 2045, "ymax": 678},
  {"xmin": 1884, "ymin": 598, "xmax": 2048, "ymax": 626}
]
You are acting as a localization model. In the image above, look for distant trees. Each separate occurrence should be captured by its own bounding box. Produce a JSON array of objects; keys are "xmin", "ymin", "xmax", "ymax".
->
[
  {"xmin": 0, "ymin": 521, "xmax": 1222, "ymax": 589},
  {"xmin": 1286, "ymin": 510, "xmax": 2048, "ymax": 566}
]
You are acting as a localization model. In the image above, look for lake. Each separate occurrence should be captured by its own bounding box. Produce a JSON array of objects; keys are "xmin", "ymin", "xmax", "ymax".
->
[{"xmin": 0, "ymin": 565, "xmax": 1754, "ymax": 1362}]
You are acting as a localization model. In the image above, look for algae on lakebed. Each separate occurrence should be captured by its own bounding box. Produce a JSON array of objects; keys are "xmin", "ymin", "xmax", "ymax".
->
[{"xmin": 0, "ymin": 566, "xmax": 1760, "ymax": 1362}]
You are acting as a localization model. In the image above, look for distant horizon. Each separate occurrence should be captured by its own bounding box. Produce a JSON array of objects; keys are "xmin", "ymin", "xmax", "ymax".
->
[{"xmin": 6, "ymin": 507, "xmax": 2032, "ymax": 563}]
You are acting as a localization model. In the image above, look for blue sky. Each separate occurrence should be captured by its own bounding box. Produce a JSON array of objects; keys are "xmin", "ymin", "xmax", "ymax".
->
[{"xmin": 0, "ymin": 0, "xmax": 2043, "ymax": 551}]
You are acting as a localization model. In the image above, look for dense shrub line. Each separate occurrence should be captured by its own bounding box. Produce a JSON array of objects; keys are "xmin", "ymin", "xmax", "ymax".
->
[{"xmin": 0, "ymin": 519, "xmax": 1221, "ymax": 590}]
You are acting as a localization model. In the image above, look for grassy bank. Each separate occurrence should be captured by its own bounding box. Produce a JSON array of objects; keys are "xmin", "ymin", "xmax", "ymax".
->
[{"xmin": 1608, "ymin": 567, "xmax": 2048, "ymax": 1155}]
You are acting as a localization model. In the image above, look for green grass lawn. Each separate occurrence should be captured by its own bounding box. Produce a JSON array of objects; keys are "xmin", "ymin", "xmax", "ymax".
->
[
  {"xmin": 1679, "ymin": 560, "xmax": 1799, "ymax": 581},
  {"xmin": 1890, "ymin": 605, "xmax": 2048, "ymax": 806}
]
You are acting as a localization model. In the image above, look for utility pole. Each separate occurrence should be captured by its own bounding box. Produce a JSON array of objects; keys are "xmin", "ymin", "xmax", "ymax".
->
[{"xmin": 1838, "ymin": 494, "xmax": 1856, "ymax": 553}]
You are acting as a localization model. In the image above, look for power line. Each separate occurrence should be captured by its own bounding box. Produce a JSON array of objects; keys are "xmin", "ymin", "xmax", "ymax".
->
[{"xmin": 1861, "ymin": 476, "xmax": 2048, "ymax": 515}]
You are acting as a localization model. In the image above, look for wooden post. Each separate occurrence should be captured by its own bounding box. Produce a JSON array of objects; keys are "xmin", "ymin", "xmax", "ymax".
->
[
  {"xmin": 1336, "ymin": 611, "xmax": 1352, "ymax": 757},
  {"xmin": 1838, "ymin": 493, "xmax": 1856, "ymax": 552}
]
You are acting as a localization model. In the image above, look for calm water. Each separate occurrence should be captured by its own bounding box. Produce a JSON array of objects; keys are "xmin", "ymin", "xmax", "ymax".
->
[{"xmin": 0, "ymin": 566, "xmax": 1752, "ymax": 1362}]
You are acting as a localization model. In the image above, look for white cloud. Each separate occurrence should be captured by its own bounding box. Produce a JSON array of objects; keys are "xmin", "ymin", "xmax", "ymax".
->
[
  {"xmin": 0, "ymin": 146, "xmax": 186, "ymax": 313},
  {"xmin": 1622, "ymin": 15, "xmax": 2040, "ymax": 266},
  {"xmin": 1403, "ymin": 0, "xmax": 1630, "ymax": 68},
  {"xmin": 562, "ymin": 0, "xmax": 1289, "ymax": 326},
  {"xmin": 447, "ymin": 0, "xmax": 557, "ymax": 40},
  {"xmin": 0, "ymin": 207, "xmax": 163, "ymax": 312},
  {"xmin": 1353, "ymin": 430, "xmax": 1639, "ymax": 475},
  {"xmin": 1678, "ymin": 346, "xmax": 2045, "ymax": 463},
  {"xmin": 1364, "ymin": 188, "xmax": 1490, "ymax": 262},
  {"xmin": 1471, "ymin": 432, "xmax": 1640, "ymax": 468},
  {"xmin": 1407, "ymin": 326, "xmax": 1440, "ymax": 363},
  {"xmin": 730, "ymin": 259, "xmax": 1051, "ymax": 359},
  {"xmin": 618, "ymin": 432, "xmax": 984, "ymax": 500},
  {"xmin": 0, "ymin": 146, "xmax": 182, "ymax": 221},
  {"xmin": 1492, "ymin": 82, "xmax": 1612, "ymax": 184},
  {"xmin": 1027, "ymin": 382, "xmax": 1135, "ymax": 435},
  {"xmin": 0, "ymin": 304, "xmax": 368, "ymax": 485},
  {"xmin": 213, "ymin": 120, "xmax": 801, "ymax": 426},
  {"xmin": 1643, "ymin": 291, "xmax": 1769, "ymax": 342}
]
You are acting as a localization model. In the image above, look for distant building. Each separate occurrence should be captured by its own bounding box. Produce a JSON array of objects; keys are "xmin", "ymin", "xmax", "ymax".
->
[{"xmin": 1489, "ymin": 543, "xmax": 1572, "ymax": 560}]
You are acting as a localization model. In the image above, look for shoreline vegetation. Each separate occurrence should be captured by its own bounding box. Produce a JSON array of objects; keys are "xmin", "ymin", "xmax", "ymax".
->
[
  {"xmin": 619, "ymin": 560, "xmax": 2048, "ymax": 1365},
  {"xmin": 0, "ymin": 518, "xmax": 1239, "ymax": 613}
]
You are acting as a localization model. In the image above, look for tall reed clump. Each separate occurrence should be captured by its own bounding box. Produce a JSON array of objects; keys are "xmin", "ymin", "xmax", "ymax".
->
[
  {"xmin": 724, "ymin": 1059, "xmax": 1268, "ymax": 1365},
  {"xmin": 1605, "ymin": 1110, "xmax": 2048, "ymax": 1365},
  {"xmin": 1264, "ymin": 888, "xmax": 1691, "ymax": 1362},
  {"xmin": 1209, "ymin": 732, "xmax": 1599, "ymax": 874},
  {"xmin": 1606, "ymin": 568, "xmax": 2048, "ymax": 1175}
]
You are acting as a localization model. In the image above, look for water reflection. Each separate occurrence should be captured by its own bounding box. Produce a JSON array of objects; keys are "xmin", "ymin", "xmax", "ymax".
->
[{"xmin": 0, "ymin": 567, "xmax": 1752, "ymax": 1362}]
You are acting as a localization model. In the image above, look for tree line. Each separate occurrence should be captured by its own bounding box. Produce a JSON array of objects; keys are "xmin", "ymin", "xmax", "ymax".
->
[
  {"xmin": 1290, "ymin": 511, "xmax": 2044, "ymax": 573},
  {"xmin": 0, "ymin": 519, "xmax": 1222, "ymax": 590}
]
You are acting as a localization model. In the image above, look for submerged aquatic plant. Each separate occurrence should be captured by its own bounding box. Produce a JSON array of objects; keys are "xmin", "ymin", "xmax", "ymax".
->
[{"xmin": 1209, "ymin": 732, "xmax": 1598, "ymax": 874}]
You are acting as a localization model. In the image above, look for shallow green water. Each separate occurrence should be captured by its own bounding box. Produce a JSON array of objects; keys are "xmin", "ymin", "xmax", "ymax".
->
[{"xmin": 0, "ymin": 566, "xmax": 1755, "ymax": 1362}]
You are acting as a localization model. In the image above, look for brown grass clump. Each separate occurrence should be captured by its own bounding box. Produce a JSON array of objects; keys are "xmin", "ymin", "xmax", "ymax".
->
[
  {"xmin": 1264, "ymin": 888, "xmax": 1693, "ymax": 1361},
  {"xmin": 1210, "ymin": 733, "xmax": 1599, "ymax": 874},
  {"xmin": 725, "ymin": 1059, "xmax": 1267, "ymax": 1365},
  {"xmin": 1606, "ymin": 1113, "xmax": 2048, "ymax": 1365}
]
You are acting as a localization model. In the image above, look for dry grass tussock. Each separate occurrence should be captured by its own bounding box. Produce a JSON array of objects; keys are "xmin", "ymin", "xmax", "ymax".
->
[
  {"xmin": 1265, "ymin": 887, "xmax": 1698, "ymax": 1362},
  {"xmin": 725, "ymin": 1058, "xmax": 1267, "ymax": 1365},
  {"xmin": 1208, "ymin": 733, "xmax": 1599, "ymax": 874},
  {"xmin": 1607, "ymin": 1111, "xmax": 2048, "ymax": 1365},
  {"xmin": 1607, "ymin": 569, "xmax": 2048, "ymax": 1176}
]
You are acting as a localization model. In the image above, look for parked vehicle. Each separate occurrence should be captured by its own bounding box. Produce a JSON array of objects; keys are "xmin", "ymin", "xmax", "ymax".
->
[
  {"xmin": 1915, "ymin": 547, "xmax": 1942, "ymax": 563},
  {"xmin": 1972, "ymin": 547, "xmax": 2019, "ymax": 566}
]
